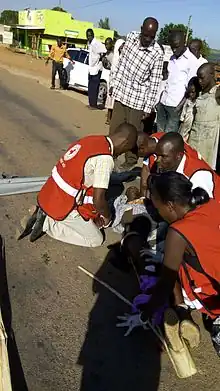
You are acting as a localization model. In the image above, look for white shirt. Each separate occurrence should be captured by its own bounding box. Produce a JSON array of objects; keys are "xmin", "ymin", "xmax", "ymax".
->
[
  {"xmin": 176, "ymin": 154, "xmax": 214, "ymax": 198},
  {"xmin": 161, "ymin": 48, "xmax": 199, "ymax": 107},
  {"xmin": 84, "ymin": 137, "xmax": 114, "ymax": 189},
  {"xmin": 88, "ymin": 38, "xmax": 106, "ymax": 75},
  {"xmin": 197, "ymin": 55, "xmax": 208, "ymax": 68}
]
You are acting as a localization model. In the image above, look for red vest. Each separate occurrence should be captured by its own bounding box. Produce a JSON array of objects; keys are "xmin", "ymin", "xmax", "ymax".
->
[
  {"xmin": 172, "ymin": 201, "xmax": 220, "ymax": 318},
  {"xmin": 38, "ymin": 136, "xmax": 112, "ymax": 221}
]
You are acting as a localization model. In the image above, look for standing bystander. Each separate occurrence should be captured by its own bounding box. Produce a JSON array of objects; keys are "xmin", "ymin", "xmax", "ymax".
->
[
  {"xmin": 109, "ymin": 17, "xmax": 164, "ymax": 170},
  {"xmin": 86, "ymin": 29, "xmax": 106, "ymax": 109},
  {"xmin": 46, "ymin": 38, "xmax": 71, "ymax": 90},
  {"xmin": 189, "ymin": 39, "xmax": 208, "ymax": 68},
  {"xmin": 157, "ymin": 30, "xmax": 199, "ymax": 132},
  {"xmin": 188, "ymin": 63, "xmax": 220, "ymax": 169}
]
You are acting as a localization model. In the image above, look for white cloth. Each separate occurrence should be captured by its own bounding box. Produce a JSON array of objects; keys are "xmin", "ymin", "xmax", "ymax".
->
[
  {"xmin": 106, "ymin": 39, "xmax": 125, "ymax": 110},
  {"xmin": 155, "ymin": 79, "xmax": 167, "ymax": 106},
  {"xmin": 161, "ymin": 48, "xmax": 199, "ymax": 107},
  {"xmin": 88, "ymin": 38, "xmax": 106, "ymax": 75},
  {"xmin": 43, "ymin": 210, "xmax": 103, "ymax": 247},
  {"xmin": 197, "ymin": 55, "xmax": 208, "ymax": 68},
  {"xmin": 179, "ymin": 99, "xmax": 195, "ymax": 138},
  {"xmin": 176, "ymin": 154, "xmax": 214, "ymax": 198},
  {"xmin": 112, "ymin": 195, "xmax": 149, "ymax": 234}
]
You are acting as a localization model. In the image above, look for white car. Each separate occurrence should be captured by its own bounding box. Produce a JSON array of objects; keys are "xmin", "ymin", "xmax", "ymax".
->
[{"xmin": 62, "ymin": 48, "xmax": 110, "ymax": 106}]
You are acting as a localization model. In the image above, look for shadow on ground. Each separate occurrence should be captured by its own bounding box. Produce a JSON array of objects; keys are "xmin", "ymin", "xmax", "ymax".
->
[
  {"xmin": 78, "ymin": 255, "xmax": 161, "ymax": 391},
  {"xmin": 0, "ymin": 236, "xmax": 28, "ymax": 391}
]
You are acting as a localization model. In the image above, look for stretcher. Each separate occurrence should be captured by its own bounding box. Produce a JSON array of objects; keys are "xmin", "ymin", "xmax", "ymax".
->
[{"xmin": 0, "ymin": 170, "xmax": 140, "ymax": 197}]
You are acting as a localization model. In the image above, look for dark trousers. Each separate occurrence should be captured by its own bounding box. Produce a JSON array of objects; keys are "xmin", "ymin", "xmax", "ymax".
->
[
  {"xmin": 156, "ymin": 102, "xmax": 181, "ymax": 133},
  {"xmin": 109, "ymin": 100, "xmax": 143, "ymax": 165},
  {"xmin": 51, "ymin": 61, "xmax": 64, "ymax": 88},
  {"xmin": 88, "ymin": 71, "xmax": 101, "ymax": 108}
]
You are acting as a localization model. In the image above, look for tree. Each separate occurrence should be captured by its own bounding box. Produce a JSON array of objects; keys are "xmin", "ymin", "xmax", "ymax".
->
[
  {"xmin": 98, "ymin": 17, "xmax": 110, "ymax": 30},
  {"xmin": 51, "ymin": 6, "xmax": 67, "ymax": 12},
  {"xmin": 158, "ymin": 23, "xmax": 193, "ymax": 45},
  {"xmin": 0, "ymin": 10, "xmax": 18, "ymax": 25}
]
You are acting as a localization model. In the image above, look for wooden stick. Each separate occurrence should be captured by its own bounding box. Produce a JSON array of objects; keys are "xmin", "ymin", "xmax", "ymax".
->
[{"xmin": 78, "ymin": 266, "xmax": 168, "ymax": 350}]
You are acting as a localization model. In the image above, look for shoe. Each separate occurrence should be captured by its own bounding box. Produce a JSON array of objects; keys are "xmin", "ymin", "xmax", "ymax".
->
[
  {"xmin": 18, "ymin": 206, "xmax": 39, "ymax": 240},
  {"xmin": 176, "ymin": 306, "xmax": 201, "ymax": 349},
  {"xmin": 29, "ymin": 208, "xmax": 46, "ymax": 242},
  {"xmin": 50, "ymin": 86, "xmax": 55, "ymax": 89},
  {"xmin": 164, "ymin": 308, "xmax": 184, "ymax": 352}
]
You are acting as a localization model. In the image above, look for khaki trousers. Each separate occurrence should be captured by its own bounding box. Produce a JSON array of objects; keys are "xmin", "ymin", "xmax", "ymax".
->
[
  {"xmin": 43, "ymin": 210, "xmax": 104, "ymax": 247},
  {"xmin": 109, "ymin": 101, "xmax": 143, "ymax": 165}
]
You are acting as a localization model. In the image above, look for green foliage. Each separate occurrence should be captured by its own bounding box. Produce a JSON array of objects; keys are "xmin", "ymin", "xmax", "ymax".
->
[
  {"xmin": 98, "ymin": 17, "xmax": 110, "ymax": 30},
  {"xmin": 158, "ymin": 22, "xmax": 210, "ymax": 59},
  {"xmin": 158, "ymin": 23, "xmax": 193, "ymax": 45},
  {"xmin": 51, "ymin": 6, "xmax": 67, "ymax": 12},
  {"xmin": 0, "ymin": 10, "xmax": 18, "ymax": 25}
]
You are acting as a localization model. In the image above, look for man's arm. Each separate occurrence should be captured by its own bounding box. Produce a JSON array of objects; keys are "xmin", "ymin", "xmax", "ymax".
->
[
  {"xmin": 140, "ymin": 163, "xmax": 151, "ymax": 197},
  {"xmin": 140, "ymin": 228, "xmax": 187, "ymax": 321},
  {"xmin": 92, "ymin": 155, "xmax": 114, "ymax": 224},
  {"xmin": 46, "ymin": 46, "xmax": 55, "ymax": 63},
  {"xmin": 93, "ymin": 188, "xmax": 111, "ymax": 221},
  {"xmin": 144, "ymin": 54, "xmax": 164, "ymax": 114}
]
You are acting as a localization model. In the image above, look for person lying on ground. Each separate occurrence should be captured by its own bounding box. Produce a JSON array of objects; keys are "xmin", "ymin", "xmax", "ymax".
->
[
  {"xmin": 117, "ymin": 171, "xmax": 220, "ymax": 356},
  {"xmin": 18, "ymin": 123, "xmax": 137, "ymax": 247},
  {"xmin": 139, "ymin": 132, "xmax": 220, "ymax": 200},
  {"xmin": 112, "ymin": 186, "xmax": 151, "ymax": 234}
]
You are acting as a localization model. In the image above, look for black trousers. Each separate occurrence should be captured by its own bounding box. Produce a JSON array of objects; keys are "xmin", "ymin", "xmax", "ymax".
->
[
  {"xmin": 88, "ymin": 71, "xmax": 101, "ymax": 107},
  {"xmin": 51, "ymin": 61, "xmax": 64, "ymax": 88}
]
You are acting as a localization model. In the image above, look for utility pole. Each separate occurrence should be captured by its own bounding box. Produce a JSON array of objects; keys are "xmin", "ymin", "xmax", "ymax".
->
[{"xmin": 185, "ymin": 15, "xmax": 192, "ymax": 45}]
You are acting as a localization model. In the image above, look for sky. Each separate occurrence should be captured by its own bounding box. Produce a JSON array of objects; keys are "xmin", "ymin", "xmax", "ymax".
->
[{"xmin": 1, "ymin": 0, "xmax": 220, "ymax": 49}]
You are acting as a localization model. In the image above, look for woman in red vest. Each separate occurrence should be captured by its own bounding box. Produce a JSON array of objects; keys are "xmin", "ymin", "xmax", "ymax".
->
[{"xmin": 117, "ymin": 171, "xmax": 220, "ymax": 355}]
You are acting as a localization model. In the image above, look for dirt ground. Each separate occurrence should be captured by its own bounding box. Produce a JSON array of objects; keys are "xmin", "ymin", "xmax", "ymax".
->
[{"xmin": 0, "ymin": 49, "xmax": 219, "ymax": 391}]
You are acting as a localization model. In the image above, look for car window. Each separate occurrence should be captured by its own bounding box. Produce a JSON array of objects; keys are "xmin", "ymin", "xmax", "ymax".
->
[
  {"xmin": 77, "ymin": 50, "xmax": 88, "ymax": 64},
  {"xmin": 68, "ymin": 49, "xmax": 80, "ymax": 61}
]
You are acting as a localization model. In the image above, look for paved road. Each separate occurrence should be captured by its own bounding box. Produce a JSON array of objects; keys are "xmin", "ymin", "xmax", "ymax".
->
[{"xmin": 0, "ymin": 69, "xmax": 218, "ymax": 391}]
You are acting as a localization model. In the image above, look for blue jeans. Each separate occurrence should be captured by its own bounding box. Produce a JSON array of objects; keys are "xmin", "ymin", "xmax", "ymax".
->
[{"xmin": 156, "ymin": 103, "xmax": 181, "ymax": 132}]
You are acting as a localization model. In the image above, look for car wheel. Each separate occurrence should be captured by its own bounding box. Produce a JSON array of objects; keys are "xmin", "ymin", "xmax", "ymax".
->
[{"xmin": 97, "ymin": 81, "xmax": 107, "ymax": 107}]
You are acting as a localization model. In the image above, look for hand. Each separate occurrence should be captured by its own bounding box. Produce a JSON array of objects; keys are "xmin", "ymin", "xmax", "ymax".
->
[
  {"xmin": 94, "ymin": 216, "xmax": 105, "ymax": 229},
  {"xmin": 102, "ymin": 216, "xmax": 112, "ymax": 228},
  {"xmin": 116, "ymin": 313, "xmax": 148, "ymax": 336},
  {"xmin": 45, "ymin": 59, "xmax": 49, "ymax": 66},
  {"xmin": 143, "ymin": 113, "xmax": 151, "ymax": 119},
  {"xmin": 109, "ymin": 87, "xmax": 113, "ymax": 96}
]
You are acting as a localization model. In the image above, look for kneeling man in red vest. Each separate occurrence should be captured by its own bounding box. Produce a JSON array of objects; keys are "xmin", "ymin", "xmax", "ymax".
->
[{"xmin": 19, "ymin": 123, "xmax": 137, "ymax": 247}]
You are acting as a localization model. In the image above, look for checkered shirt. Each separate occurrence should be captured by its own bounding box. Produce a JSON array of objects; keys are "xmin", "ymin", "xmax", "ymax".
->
[{"xmin": 111, "ymin": 32, "xmax": 164, "ymax": 113}]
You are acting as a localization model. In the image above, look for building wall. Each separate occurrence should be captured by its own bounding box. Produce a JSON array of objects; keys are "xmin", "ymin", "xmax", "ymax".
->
[
  {"xmin": 18, "ymin": 9, "xmax": 114, "ymax": 42},
  {"xmin": 0, "ymin": 24, "xmax": 13, "ymax": 45}
]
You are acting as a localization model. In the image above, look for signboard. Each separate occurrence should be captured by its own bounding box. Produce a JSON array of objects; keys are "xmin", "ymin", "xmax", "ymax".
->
[
  {"xmin": 64, "ymin": 30, "xmax": 79, "ymax": 38},
  {"xmin": 19, "ymin": 10, "xmax": 45, "ymax": 27}
]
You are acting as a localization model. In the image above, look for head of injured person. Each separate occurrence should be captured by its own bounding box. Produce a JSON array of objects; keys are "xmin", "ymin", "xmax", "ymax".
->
[
  {"xmin": 110, "ymin": 123, "xmax": 137, "ymax": 157},
  {"xmin": 155, "ymin": 132, "xmax": 184, "ymax": 172}
]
